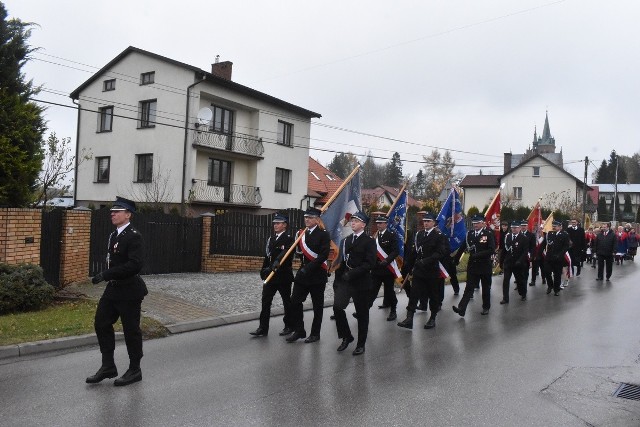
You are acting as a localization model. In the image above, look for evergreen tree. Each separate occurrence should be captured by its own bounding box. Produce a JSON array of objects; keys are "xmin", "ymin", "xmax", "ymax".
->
[
  {"xmin": 361, "ymin": 151, "xmax": 385, "ymax": 188},
  {"xmin": 595, "ymin": 159, "xmax": 610, "ymax": 183},
  {"xmin": 411, "ymin": 169, "xmax": 426, "ymax": 199},
  {"xmin": 0, "ymin": 2, "xmax": 45, "ymax": 206},
  {"xmin": 623, "ymin": 194, "xmax": 633, "ymax": 213},
  {"xmin": 384, "ymin": 152, "xmax": 403, "ymax": 187},
  {"xmin": 597, "ymin": 196, "xmax": 608, "ymax": 221}
]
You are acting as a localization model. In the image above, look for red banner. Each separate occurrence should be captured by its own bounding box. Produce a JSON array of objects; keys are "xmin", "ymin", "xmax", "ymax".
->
[
  {"xmin": 484, "ymin": 189, "xmax": 501, "ymax": 243},
  {"xmin": 526, "ymin": 201, "xmax": 542, "ymax": 232}
]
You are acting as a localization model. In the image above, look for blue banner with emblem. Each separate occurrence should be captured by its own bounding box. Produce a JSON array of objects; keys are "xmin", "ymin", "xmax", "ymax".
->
[
  {"xmin": 437, "ymin": 187, "xmax": 466, "ymax": 252},
  {"xmin": 387, "ymin": 190, "xmax": 406, "ymax": 258},
  {"xmin": 320, "ymin": 169, "xmax": 361, "ymax": 247}
]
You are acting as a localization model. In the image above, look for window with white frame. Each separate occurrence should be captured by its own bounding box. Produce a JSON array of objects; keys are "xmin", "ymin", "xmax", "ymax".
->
[
  {"xmin": 98, "ymin": 106, "xmax": 113, "ymax": 132},
  {"xmin": 135, "ymin": 154, "xmax": 153, "ymax": 183},
  {"xmin": 277, "ymin": 120, "xmax": 292, "ymax": 146},
  {"xmin": 139, "ymin": 99, "xmax": 157, "ymax": 128},
  {"xmin": 96, "ymin": 157, "xmax": 110, "ymax": 183},
  {"xmin": 275, "ymin": 168, "xmax": 291, "ymax": 193},
  {"xmin": 513, "ymin": 187, "xmax": 523, "ymax": 200}
]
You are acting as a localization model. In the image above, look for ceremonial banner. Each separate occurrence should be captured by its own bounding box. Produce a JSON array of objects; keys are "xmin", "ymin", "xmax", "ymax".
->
[
  {"xmin": 320, "ymin": 169, "xmax": 361, "ymax": 247},
  {"xmin": 437, "ymin": 188, "xmax": 466, "ymax": 252},
  {"xmin": 527, "ymin": 201, "xmax": 543, "ymax": 232},
  {"xmin": 484, "ymin": 188, "xmax": 502, "ymax": 243},
  {"xmin": 387, "ymin": 190, "xmax": 407, "ymax": 259},
  {"xmin": 542, "ymin": 212, "xmax": 554, "ymax": 233}
]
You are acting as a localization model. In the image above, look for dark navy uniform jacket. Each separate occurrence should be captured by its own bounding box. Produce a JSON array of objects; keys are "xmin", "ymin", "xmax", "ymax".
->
[
  {"xmin": 371, "ymin": 228, "xmax": 399, "ymax": 277},
  {"xmin": 335, "ymin": 232, "xmax": 377, "ymax": 290},
  {"xmin": 402, "ymin": 228, "xmax": 450, "ymax": 279},
  {"xmin": 262, "ymin": 232, "xmax": 295, "ymax": 284},
  {"xmin": 455, "ymin": 227, "xmax": 496, "ymax": 275},
  {"xmin": 102, "ymin": 224, "xmax": 147, "ymax": 301},
  {"xmin": 296, "ymin": 227, "xmax": 331, "ymax": 285}
]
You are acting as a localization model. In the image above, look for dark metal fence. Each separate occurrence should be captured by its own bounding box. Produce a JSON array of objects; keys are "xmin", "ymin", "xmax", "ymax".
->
[
  {"xmin": 40, "ymin": 209, "xmax": 63, "ymax": 287},
  {"xmin": 210, "ymin": 208, "xmax": 305, "ymax": 256},
  {"xmin": 90, "ymin": 209, "xmax": 202, "ymax": 276}
]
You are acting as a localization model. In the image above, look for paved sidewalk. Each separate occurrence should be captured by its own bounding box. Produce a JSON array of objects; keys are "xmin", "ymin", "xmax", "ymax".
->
[{"xmin": 1, "ymin": 272, "xmax": 341, "ymax": 359}]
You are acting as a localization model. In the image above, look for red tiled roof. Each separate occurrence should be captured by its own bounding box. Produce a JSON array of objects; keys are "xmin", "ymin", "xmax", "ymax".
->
[
  {"xmin": 361, "ymin": 185, "xmax": 421, "ymax": 208},
  {"xmin": 308, "ymin": 158, "xmax": 343, "ymax": 205}
]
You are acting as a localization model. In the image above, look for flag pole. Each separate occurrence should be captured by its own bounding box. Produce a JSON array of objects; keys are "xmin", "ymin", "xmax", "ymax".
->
[
  {"xmin": 262, "ymin": 165, "xmax": 361, "ymax": 285},
  {"xmin": 385, "ymin": 181, "xmax": 409, "ymax": 216},
  {"xmin": 484, "ymin": 187, "xmax": 501, "ymax": 219}
]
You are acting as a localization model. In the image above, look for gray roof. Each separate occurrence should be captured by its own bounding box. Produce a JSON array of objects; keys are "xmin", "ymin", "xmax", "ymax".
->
[
  {"xmin": 595, "ymin": 184, "xmax": 640, "ymax": 193},
  {"xmin": 459, "ymin": 175, "xmax": 501, "ymax": 187},
  {"xmin": 511, "ymin": 152, "xmax": 562, "ymax": 169}
]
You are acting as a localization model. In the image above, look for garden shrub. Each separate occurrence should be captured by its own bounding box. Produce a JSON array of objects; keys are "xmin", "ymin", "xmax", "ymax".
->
[{"xmin": 0, "ymin": 264, "xmax": 55, "ymax": 314}]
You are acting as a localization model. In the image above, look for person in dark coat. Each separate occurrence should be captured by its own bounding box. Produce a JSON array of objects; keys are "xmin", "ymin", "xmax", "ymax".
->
[
  {"xmin": 286, "ymin": 207, "xmax": 331, "ymax": 343},
  {"xmin": 369, "ymin": 214, "xmax": 400, "ymax": 321},
  {"xmin": 452, "ymin": 213, "xmax": 496, "ymax": 316},
  {"xmin": 333, "ymin": 212, "xmax": 377, "ymax": 355},
  {"xmin": 594, "ymin": 222, "xmax": 617, "ymax": 281},
  {"xmin": 566, "ymin": 219, "xmax": 586, "ymax": 276},
  {"xmin": 519, "ymin": 220, "xmax": 536, "ymax": 290},
  {"xmin": 250, "ymin": 213, "xmax": 294, "ymax": 337},
  {"xmin": 86, "ymin": 197, "xmax": 147, "ymax": 387},
  {"xmin": 542, "ymin": 220, "xmax": 571, "ymax": 296},
  {"xmin": 500, "ymin": 221, "xmax": 529, "ymax": 304},
  {"xmin": 397, "ymin": 213, "xmax": 450, "ymax": 330},
  {"xmin": 529, "ymin": 225, "xmax": 545, "ymax": 286}
]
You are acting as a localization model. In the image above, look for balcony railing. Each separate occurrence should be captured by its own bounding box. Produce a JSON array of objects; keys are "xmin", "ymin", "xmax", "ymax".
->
[
  {"xmin": 192, "ymin": 128, "xmax": 264, "ymax": 158},
  {"xmin": 190, "ymin": 179, "xmax": 262, "ymax": 205}
]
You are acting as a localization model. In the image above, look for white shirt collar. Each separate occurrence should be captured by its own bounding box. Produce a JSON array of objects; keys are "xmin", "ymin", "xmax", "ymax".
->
[
  {"xmin": 308, "ymin": 225, "xmax": 317, "ymax": 233},
  {"xmin": 117, "ymin": 223, "xmax": 130, "ymax": 235}
]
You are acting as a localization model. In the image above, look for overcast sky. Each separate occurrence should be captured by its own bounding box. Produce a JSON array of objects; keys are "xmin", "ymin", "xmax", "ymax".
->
[{"xmin": 7, "ymin": 0, "xmax": 640, "ymax": 183}]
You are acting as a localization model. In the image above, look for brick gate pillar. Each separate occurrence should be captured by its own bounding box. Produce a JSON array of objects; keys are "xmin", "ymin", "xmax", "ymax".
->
[
  {"xmin": 0, "ymin": 208, "xmax": 42, "ymax": 265},
  {"xmin": 59, "ymin": 208, "xmax": 91, "ymax": 285}
]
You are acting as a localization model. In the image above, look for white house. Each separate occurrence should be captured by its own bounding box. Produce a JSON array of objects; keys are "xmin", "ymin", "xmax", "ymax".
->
[{"xmin": 70, "ymin": 46, "xmax": 320, "ymax": 214}]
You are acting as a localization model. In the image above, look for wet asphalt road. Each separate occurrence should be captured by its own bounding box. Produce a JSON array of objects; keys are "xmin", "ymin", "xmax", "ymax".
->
[{"xmin": 1, "ymin": 263, "xmax": 639, "ymax": 426}]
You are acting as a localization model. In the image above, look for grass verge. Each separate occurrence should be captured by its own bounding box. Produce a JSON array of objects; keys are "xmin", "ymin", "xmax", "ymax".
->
[{"xmin": 0, "ymin": 299, "xmax": 169, "ymax": 346}]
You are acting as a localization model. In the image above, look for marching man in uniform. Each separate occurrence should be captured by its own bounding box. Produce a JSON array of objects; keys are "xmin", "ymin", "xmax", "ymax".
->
[
  {"xmin": 543, "ymin": 220, "xmax": 571, "ymax": 295},
  {"xmin": 286, "ymin": 207, "xmax": 331, "ymax": 344},
  {"xmin": 333, "ymin": 212, "xmax": 377, "ymax": 355},
  {"xmin": 250, "ymin": 213, "xmax": 294, "ymax": 337},
  {"xmin": 369, "ymin": 214, "xmax": 400, "ymax": 321},
  {"xmin": 397, "ymin": 213, "xmax": 450, "ymax": 330},
  {"xmin": 452, "ymin": 213, "xmax": 496, "ymax": 317}
]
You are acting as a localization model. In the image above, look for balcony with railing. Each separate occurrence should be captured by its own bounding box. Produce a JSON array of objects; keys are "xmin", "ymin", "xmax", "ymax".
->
[
  {"xmin": 192, "ymin": 128, "xmax": 264, "ymax": 158},
  {"xmin": 189, "ymin": 179, "xmax": 262, "ymax": 206}
]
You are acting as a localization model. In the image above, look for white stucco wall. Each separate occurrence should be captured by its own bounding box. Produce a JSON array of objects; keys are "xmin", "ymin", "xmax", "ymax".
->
[{"xmin": 462, "ymin": 187, "xmax": 498, "ymax": 214}]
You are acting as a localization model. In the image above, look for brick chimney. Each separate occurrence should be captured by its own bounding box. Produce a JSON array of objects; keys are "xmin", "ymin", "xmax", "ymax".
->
[
  {"xmin": 211, "ymin": 61, "xmax": 233, "ymax": 80},
  {"xmin": 503, "ymin": 152, "xmax": 512, "ymax": 174}
]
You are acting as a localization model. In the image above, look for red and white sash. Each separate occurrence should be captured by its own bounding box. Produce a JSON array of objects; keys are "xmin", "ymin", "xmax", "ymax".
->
[
  {"xmin": 564, "ymin": 251, "xmax": 572, "ymax": 278},
  {"xmin": 438, "ymin": 261, "xmax": 450, "ymax": 279},
  {"xmin": 299, "ymin": 230, "xmax": 328, "ymax": 271},
  {"xmin": 375, "ymin": 239, "xmax": 401, "ymax": 278}
]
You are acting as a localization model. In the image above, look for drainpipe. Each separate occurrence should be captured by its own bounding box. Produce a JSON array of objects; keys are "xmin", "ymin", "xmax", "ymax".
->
[
  {"xmin": 181, "ymin": 74, "xmax": 206, "ymax": 215},
  {"xmin": 72, "ymin": 98, "xmax": 81, "ymax": 208}
]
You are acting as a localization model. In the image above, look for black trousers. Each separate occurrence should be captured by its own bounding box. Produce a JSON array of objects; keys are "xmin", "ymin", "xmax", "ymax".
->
[
  {"xmin": 597, "ymin": 255, "xmax": 613, "ymax": 279},
  {"xmin": 95, "ymin": 297, "xmax": 143, "ymax": 366},
  {"xmin": 502, "ymin": 263, "xmax": 525, "ymax": 302},
  {"xmin": 334, "ymin": 282, "xmax": 369, "ymax": 347},
  {"xmin": 406, "ymin": 275, "xmax": 444, "ymax": 315},
  {"xmin": 446, "ymin": 262, "xmax": 461, "ymax": 293},
  {"xmin": 259, "ymin": 280, "xmax": 292, "ymax": 331},
  {"xmin": 544, "ymin": 260, "xmax": 564, "ymax": 292},
  {"xmin": 570, "ymin": 250, "xmax": 582, "ymax": 275},
  {"xmin": 521, "ymin": 261, "xmax": 530, "ymax": 287},
  {"xmin": 290, "ymin": 281, "xmax": 326, "ymax": 336},
  {"xmin": 458, "ymin": 271, "xmax": 492, "ymax": 312},
  {"xmin": 369, "ymin": 273, "xmax": 398, "ymax": 308},
  {"xmin": 530, "ymin": 259, "xmax": 542, "ymax": 284}
]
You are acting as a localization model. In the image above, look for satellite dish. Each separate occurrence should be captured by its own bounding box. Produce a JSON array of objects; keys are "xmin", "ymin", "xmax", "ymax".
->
[{"xmin": 196, "ymin": 107, "xmax": 213, "ymax": 127}]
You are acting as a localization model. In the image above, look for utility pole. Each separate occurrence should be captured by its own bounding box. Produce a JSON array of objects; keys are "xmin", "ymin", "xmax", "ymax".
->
[
  {"xmin": 582, "ymin": 156, "xmax": 588, "ymax": 226},
  {"xmin": 612, "ymin": 151, "xmax": 618, "ymax": 225}
]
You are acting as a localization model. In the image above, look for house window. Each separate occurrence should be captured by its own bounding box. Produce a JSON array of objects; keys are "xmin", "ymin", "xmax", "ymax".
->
[
  {"xmin": 211, "ymin": 105, "xmax": 234, "ymax": 134},
  {"xmin": 533, "ymin": 166, "xmax": 540, "ymax": 177},
  {"xmin": 139, "ymin": 99, "xmax": 157, "ymax": 128},
  {"xmin": 310, "ymin": 172, "xmax": 320, "ymax": 180},
  {"xmin": 275, "ymin": 168, "xmax": 291, "ymax": 193},
  {"xmin": 277, "ymin": 120, "xmax": 292, "ymax": 146},
  {"xmin": 103, "ymin": 79, "xmax": 115, "ymax": 91},
  {"xmin": 208, "ymin": 158, "xmax": 232, "ymax": 186},
  {"xmin": 513, "ymin": 187, "xmax": 523, "ymax": 200},
  {"xmin": 98, "ymin": 106, "xmax": 113, "ymax": 132},
  {"xmin": 96, "ymin": 157, "xmax": 110, "ymax": 183},
  {"xmin": 135, "ymin": 154, "xmax": 153, "ymax": 183},
  {"xmin": 325, "ymin": 174, "xmax": 335, "ymax": 181},
  {"xmin": 140, "ymin": 71, "xmax": 155, "ymax": 85}
]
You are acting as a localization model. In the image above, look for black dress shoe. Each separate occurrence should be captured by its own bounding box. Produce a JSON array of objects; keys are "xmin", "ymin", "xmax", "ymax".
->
[
  {"xmin": 521, "ymin": 296, "xmax": 526, "ymax": 301},
  {"xmin": 481, "ymin": 309, "xmax": 490, "ymax": 315},
  {"xmin": 278, "ymin": 327, "xmax": 293, "ymax": 336},
  {"xmin": 417, "ymin": 304, "xmax": 428, "ymax": 311},
  {"xmin": 424, "ymin": 318, "xmax": 436, "ymax": 329},
  {"xmin": 337, "ymin": 336, "xmax": 354, "ymax": 351},
  {"xmin": 452, "ymin": 306, "xmax": 465, "ymax": 317},
  {"xmin": 352, "ymin": 346, "xmax": 365, "ymax": 356},
  {"xmin": 454, "ymin": 292, "xmax": 459, "ymax": 296},
  {"xmin": 554, "ymin": 291, "xmax": 560, "ymax": 296},
  {"xmin": 249, "ymin": 327, "xmax": 268, "ymax": 337},
  {"xmin": 114, "ymin": 368, "xmax": 142, "ymax": 387},
  {"xmin": 330, "ymin": 315, "xmax": 336, "ymax": 320},
  {"xmin": 499, "ymin": 300, "xmax": 508, "ymax": 304},
  {"xmin": 352, "ymin": 312, "xmax": 359, "ymax": 319},
  {"xmin": 606, "ymin": 278, "xmax": 610, "ymax": 282},
  {"xmin": 595, "ymin": 277, "xmax": 603, "ymax": 281},
  {"xmin": 304, "ymin": 335, "xmax": 320, "ymax": 343},
  {"xmin": 386, "ymin": 310, "xmax": 397, "ymax": 321},
  {"xmin": 286, "ymin": 331, "xmax": 306, "ymax": 342},
  {"xmin": 86, "ymin": 365, "xmax": 118, "ymax": 384},
  {"xmin": 546, "ymin": 287, "xmax": 553, "ymax": 294},
  {"xmin": 529, "ymin": 282, "xmax": 535, "ymax": 286},
  {"xmin": 378, "ymin": 304, "xmax": 391, "ymax": 309}
]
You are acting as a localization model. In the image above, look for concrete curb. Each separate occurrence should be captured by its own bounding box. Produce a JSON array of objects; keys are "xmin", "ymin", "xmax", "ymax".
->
[{"xmin": 0, "ymin": 300, "xmax": 334, "ymax": 360}]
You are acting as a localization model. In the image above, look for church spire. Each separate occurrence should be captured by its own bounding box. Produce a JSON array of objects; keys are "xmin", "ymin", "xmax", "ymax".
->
[
  {"xmin": 532, "ymin": 125, "xmax": 538, "ymax": 146},
  {"xmin": 542, "ymin": 111, "xmax": 551, "ymax": 142}
]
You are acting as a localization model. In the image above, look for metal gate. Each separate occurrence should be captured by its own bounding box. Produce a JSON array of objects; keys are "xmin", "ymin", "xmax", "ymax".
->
[
  {"xmin": 89, "ymin": 209, "xmax": 202, "ymax": 275},
  {"xmin": 40, "ymin": 209, "xmax": 63, "ymax": 287}
]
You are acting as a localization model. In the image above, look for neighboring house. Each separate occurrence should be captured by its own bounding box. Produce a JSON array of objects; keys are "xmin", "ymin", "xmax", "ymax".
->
[
  {"xmin": 38, "ymin": 196, "xmax": 74, "ymax": 209},
  {"xmin": 306, "ymin": 157, "xmax": 343, "ymax": 209},
  {"xmin": 591, "ymin": 184, "xmax": 640, "ymax": 221},
  {"xmin": 361, "ymin": 185, "xmax": 421, "ymax": 210},
  {"xmin": 70, "ymin": 46, "xmax": 321, "ymax": 214},
  {"xmin": 459, "ymin": 174, "xmax": 501, "ymax": 213}
]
